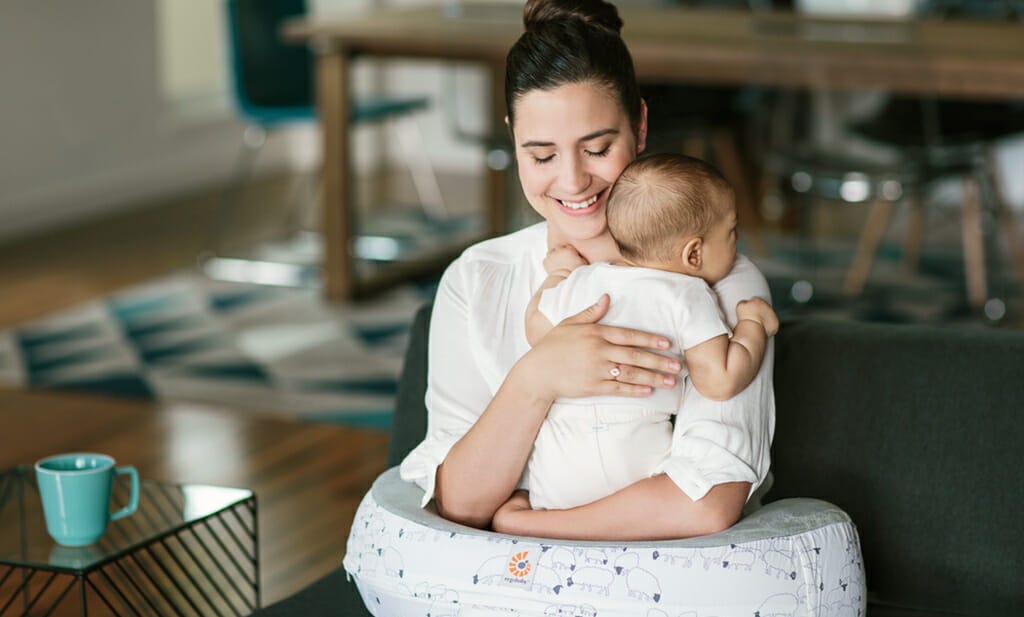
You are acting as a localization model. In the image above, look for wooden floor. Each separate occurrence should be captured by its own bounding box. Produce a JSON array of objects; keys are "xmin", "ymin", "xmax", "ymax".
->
[
  {"xmin": 0, "ymin": 174, "xmax": 395, "ymax": 608},
  {"xmin": 0, "ymin": 388, "xmax": 389, "ymax": 608}
]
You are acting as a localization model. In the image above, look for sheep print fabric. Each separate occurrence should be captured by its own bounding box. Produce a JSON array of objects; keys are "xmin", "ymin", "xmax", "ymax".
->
[{"xmin": 343, "ymin": 469, "xmax": 865, "ymax": 617}]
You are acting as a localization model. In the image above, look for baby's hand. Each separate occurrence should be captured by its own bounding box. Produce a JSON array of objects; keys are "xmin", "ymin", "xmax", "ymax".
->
[
  {"xmin": 544, "ymin": 245, "xmax": 588, "ymax": 277},
  {"xmin": 736, "ymin": 297, "xmax": 779, "ymax": 336}
]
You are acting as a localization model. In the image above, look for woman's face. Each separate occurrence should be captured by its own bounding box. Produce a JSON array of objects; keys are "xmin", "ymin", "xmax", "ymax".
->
[{"xmin": 511, "ymin": 81, "xmax": 646, "ymax": 244}]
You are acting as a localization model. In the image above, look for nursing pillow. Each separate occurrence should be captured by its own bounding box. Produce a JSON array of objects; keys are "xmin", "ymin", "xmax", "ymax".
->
[{"xmin": 344, "ymin": 468, "xmax": 865, "ymax": 617}]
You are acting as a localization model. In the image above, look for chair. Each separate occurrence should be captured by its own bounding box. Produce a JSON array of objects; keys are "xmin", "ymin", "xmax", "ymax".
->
[
  {"xmin": 761, "ymin": 1, "xmax": 1024, "ymax": 321},
  {"xmin": 845, "ymin": 96, "xmax": 1024, "ymax": 313},
  {"xmin": 204, "ymin": 0, "xmax": 447, "ymax": 287}
]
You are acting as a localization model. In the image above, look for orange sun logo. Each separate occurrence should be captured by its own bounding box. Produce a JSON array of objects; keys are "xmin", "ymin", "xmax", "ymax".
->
[{"xmin": 508, "ymin": 551, "xmax": 532, "ymax": 578}]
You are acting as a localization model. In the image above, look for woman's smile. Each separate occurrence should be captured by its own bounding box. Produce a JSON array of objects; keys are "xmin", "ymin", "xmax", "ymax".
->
[{"xmin": 551, "ymin": 187, "xmax": 608, "ymax": 216}]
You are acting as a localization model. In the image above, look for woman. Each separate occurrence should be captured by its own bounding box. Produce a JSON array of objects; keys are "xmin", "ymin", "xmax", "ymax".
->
[{"xmin": 399, "ymin": 0, "xmax": 774, "ymax": 541}]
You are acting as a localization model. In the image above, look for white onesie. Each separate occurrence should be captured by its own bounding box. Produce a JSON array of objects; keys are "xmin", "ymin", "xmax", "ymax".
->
[{"xmin": 531, "ymin": 263, "xmax": 730, "ymax": 510}]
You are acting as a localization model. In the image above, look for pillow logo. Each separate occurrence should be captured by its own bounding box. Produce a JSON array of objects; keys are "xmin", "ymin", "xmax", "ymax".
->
[
  {"xmin": 500, "ymin": 544, "xmax": 541, "ymax": 587},
  {"xmin": 508, "ymin": 551, "xmax": 532, "ymax": 578}
]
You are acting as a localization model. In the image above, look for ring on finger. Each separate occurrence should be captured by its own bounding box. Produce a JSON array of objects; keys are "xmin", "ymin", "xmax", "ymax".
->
[{"xmin": 609, "ymin": 365, "xmax": 622, "ymax": 379}]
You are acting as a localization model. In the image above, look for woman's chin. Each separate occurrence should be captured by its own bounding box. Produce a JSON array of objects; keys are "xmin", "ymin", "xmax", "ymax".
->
[{"xmin": 549, "ymin": 214, "xmax": 608, "ymax": 244}]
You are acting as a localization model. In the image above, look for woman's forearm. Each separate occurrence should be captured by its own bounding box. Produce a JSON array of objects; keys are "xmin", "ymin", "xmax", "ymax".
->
[
  {"xmin": 493, "ymin": 475, "xmax": 749, "ymax": 541},
  {"xmin": 435, "ymin": 364, "xmax": 553, "ymax": 528}
]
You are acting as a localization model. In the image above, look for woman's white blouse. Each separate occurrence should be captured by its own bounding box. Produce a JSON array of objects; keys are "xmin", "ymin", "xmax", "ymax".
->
[{"xmin": 399, "ymin": 222, "xmax": 775, "ymax": 507}]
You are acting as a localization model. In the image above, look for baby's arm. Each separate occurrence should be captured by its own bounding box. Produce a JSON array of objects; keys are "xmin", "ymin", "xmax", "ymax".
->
[
  {"xmin": 684, "ymin": 297, "xmax": 779, "ymax": 401},
  {"xmin": 525, "ymin": 245, "xmax": 589, "ymax": 346}
]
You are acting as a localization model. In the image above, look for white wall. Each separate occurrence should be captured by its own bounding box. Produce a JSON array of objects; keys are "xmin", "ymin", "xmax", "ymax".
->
[
  {"xmin": 0, "ymin": 0, "xmax": 492, "ymax": 243},
  {"xmin": 0, "ymin": 1, "xmax": 263, "ymax": 241}
]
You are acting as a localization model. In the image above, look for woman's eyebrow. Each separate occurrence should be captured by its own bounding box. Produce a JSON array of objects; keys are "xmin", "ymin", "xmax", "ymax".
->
[
  {"xmin": 519, "ymin": 128, "xmax": 620, "ymax": 149},
  {"xmin": 578, "ymin": 128, "xmax": 619, "ymax": 143}
]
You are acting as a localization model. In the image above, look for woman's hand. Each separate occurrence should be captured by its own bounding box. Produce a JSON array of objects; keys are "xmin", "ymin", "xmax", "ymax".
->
[
  {"xmin": 515, "ymin": 294, "xmax": 682, "ymax": 403},
  {"xmin": 491, "ymin": 490, "xmax": 532, "ymax": 535}
]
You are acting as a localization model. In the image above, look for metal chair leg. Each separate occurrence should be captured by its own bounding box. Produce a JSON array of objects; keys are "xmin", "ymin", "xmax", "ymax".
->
[
  {"xmin": 208, "ymin": 124, "xmax": 267, "ymax": 255},
  {"xmin": 901, "ymin": 194, "xmax": 926, "ymax": 275},
  {"xmin": 390, "ymin": 116, "xmax": 447, "ymax": 219}
]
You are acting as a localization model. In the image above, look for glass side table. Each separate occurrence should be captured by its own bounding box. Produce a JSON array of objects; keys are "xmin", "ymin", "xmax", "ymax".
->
[{"xmin": 0, "ymin": 466, "xmax": 259, "ymax": 616}]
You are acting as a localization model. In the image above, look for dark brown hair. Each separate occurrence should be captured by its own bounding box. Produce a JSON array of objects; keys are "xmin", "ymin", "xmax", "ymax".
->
[{"xmin": 505, "ymin": 0, "xmax": 641, "ymax": 134}]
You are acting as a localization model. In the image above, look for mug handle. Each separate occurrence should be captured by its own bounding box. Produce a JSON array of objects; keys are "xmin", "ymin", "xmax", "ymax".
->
[{"xmin": 110, "ymin": 466, "xmax": 139, "ymax": 521}]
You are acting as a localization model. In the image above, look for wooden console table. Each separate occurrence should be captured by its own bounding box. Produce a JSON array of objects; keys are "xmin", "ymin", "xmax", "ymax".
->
[{"xmin": 286, "ymin": 4, "xmax": 1024, "ymax": 300}]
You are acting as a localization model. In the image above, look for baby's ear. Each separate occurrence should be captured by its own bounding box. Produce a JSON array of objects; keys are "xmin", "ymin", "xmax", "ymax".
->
[{"xmin": 678, "ymin": 237, "xmax": 703, "ymax": 274}]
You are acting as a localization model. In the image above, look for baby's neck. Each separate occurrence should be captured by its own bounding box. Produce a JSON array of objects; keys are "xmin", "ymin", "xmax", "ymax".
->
[{"xmin": 626, "ymin": 257, "xmax": 689, "ymax": 277}]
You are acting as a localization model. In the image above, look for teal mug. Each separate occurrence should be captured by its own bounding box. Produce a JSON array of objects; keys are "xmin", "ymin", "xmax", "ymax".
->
[{"xmin": 35, "ymin": 453, "xmax": 139, "ymax": 547}]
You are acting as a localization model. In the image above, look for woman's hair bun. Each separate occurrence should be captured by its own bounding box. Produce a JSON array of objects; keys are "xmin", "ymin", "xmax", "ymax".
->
[{"xmin": 523, "ymin": 0, "xmax": 623, "ymax": 35}]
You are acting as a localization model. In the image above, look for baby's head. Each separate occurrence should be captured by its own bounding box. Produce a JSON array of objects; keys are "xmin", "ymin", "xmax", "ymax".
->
[{"xmin": 606, "ymin": 153, "xmax": 737, "ymax": 284}]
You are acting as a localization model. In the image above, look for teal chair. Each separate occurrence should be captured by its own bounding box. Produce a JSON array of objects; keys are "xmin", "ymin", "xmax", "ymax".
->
[{"xmin": 206, "ymin": 0, "xmax": 446, "ymax": 285}]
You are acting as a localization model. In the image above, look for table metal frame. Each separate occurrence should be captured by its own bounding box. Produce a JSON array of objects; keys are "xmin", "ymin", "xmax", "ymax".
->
[{"xmin": 0, "ymin": 467, "xmax": 260, "ymax": 617}]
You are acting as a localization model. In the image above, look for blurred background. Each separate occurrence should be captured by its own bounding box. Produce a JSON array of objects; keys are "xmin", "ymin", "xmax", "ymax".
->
[{"xmin": 2, "ymin": 0, "xmax": 1023, "ymax": 330}]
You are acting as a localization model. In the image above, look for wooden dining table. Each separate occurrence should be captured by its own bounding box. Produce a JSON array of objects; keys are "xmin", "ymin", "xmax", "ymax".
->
[{"xmin": 285, "ymin": 3, "xmax": 1024, "ymax": 301}]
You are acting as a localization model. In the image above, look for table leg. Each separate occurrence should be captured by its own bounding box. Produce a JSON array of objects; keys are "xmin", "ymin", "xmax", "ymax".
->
[
  {"xmin": 317, "ymin": 49, "xmax": 354, "ymax": 301},
  {"xmin": 962, "ymin": 176, "xmax": 988, "ymax": 310}
]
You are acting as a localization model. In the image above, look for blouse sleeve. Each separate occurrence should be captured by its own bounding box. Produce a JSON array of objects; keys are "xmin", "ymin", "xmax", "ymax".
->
[
  {"xmin": 656, "ymin": 255, "xmax": 776, "ymax": 502},
  {"xmin": 398, "ymin": 258, "xmax": 500, "ymax": 506}
]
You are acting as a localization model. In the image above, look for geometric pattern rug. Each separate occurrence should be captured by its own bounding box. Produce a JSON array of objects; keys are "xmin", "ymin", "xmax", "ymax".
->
[
  {"xmin": 1, "ymin": 237, "xmax": 1017, "ymax": 429},
  {"xmin": 0, "ymin": 271, "xmax": 435, "ymax": 429}
]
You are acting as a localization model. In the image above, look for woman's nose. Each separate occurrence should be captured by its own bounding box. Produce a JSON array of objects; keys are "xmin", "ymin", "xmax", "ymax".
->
[{"xmin": 559, "ymin": 155, "xmax": 591, "ymax": 195}]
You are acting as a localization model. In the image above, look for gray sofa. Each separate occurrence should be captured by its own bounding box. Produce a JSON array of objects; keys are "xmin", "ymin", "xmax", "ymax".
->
[{"xmin": 251, "ymin": 305, "xmax": 1024, "ymax": 616}]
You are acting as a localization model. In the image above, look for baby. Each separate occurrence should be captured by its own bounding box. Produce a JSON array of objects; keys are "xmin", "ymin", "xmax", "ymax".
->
[{"xmin": 523, "ymin": 153, "xmax": 778, "ymax": 511}]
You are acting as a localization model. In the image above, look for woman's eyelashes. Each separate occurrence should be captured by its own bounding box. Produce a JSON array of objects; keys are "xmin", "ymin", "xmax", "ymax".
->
[{"xmin": 530, "ymin": 146, "xmax": 612, "ymax": 165}]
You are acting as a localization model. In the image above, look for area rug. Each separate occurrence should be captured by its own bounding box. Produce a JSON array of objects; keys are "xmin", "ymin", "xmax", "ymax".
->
[
  {"xmin": 0, "ymin": 272, "xmax": 435, "ymax": 429},
  {"xmin": 0, "ymin": 236, "xmax": 1014, "ymax": 429}
]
